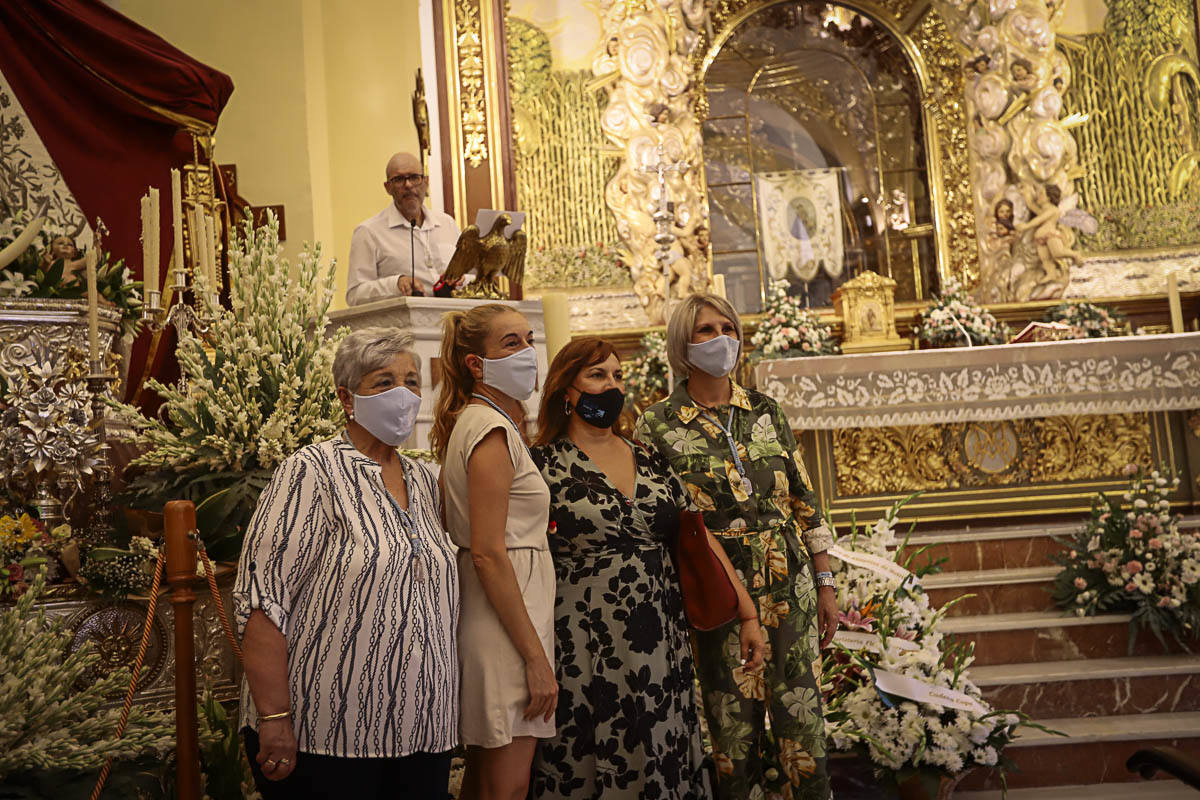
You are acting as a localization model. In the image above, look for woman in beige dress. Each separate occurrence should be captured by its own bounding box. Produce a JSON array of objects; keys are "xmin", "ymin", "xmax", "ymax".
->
[{"xmin": 431, "ymin": 303, "xmax": 556, "ymax": 800}]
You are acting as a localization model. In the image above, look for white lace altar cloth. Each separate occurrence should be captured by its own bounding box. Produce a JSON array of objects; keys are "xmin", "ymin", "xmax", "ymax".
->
[{"xmin": 755, "ymin": 333, "xmax": 1200, "ymax": 430}]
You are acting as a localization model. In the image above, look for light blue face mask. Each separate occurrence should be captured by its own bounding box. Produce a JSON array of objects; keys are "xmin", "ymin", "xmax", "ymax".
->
[
  {"xmin": 687, "ymin": 335, "xmax": 740, "ymax": 378},
  {"xmin": 353, "ymin": 385, "xmax": 421, "ymax": 446},
  {"xmin": 481, "ymin": 346, "xmax": 538, "ymax": 401}
]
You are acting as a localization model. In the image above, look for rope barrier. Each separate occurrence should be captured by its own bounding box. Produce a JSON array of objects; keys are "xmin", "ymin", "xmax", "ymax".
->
[
  {"xmin": 89, "ymin": 549, "xmax": 166, "ymax": 800},
  {"xmin": 197, "ymin": 544, "xmax": 244, "ymax": 667}
]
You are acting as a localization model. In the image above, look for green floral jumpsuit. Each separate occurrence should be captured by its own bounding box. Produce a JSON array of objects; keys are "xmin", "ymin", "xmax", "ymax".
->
[{"xmin": 636, "ymin": 380, "xmax": 834, "ymax": 800}]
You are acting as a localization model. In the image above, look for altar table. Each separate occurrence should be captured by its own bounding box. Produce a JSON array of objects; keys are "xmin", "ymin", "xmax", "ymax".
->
[{"xmin": 754, "ymin": 334, "xmax": 1200, "ymax": 523}]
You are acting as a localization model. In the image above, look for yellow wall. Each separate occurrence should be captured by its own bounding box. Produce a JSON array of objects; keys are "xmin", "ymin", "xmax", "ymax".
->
[{"xmin": 117, "ymin": 0, "xmax": 422, "ymax": 308}]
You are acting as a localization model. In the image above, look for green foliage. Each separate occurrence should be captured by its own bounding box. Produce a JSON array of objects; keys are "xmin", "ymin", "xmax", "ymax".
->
[
  {"xmin": 0, "ymin": 574, "xmax": 174, "ymax": 780},
  {"xmin": 1079, "ymin": 203, "xmax": 1200, "ymax": 252},
  {"xmin": 109, "ymin": 213, "xmax": 345, "ymax": 561},
  {"xmin": 198, "ymin": 687, "xmax": 257, "ymax": 800},
  {"xmin": 525, "ymin": 243, "xmax": 628, "ymax": 289}
]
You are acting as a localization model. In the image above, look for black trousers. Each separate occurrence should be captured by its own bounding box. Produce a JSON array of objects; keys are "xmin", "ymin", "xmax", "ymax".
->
[{"xmin": 242, "ymin": 727, "xmax": 452, "ymax": 799}]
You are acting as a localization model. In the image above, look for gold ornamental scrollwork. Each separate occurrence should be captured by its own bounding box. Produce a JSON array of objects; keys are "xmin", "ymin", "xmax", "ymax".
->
[
  {"xmin": 455, "ymin": 0, "xmax": 489, "ymax": 168},
  {"xmin": 694, "ymin": 0, "xmax": 978, "ymax": 292},
  {"xmin": 832, "ymin": 413, "xmax": 1154, "ymax": 496}
]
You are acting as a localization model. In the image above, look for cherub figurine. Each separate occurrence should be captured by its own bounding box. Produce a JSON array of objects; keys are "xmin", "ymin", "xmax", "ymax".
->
[
  {"xmin": 1009, "ymin": 58, "xmax": 1037, "ymax": 92},
  {"xmin": 1015, "ymin": 184, "xmax": 1094, "ymax": 298},
  {"xmin": 646, "ymin": 102, "xmax": 671, "ymax": 126},
  {"xmin": 40, "ymin": 235, "xmax": 86, "ymax": 280}
]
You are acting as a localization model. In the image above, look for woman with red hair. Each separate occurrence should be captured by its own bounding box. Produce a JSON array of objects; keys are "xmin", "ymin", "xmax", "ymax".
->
[{"xmin": 529, "ymin": 336, "xmax": 764, "ymax": 799}]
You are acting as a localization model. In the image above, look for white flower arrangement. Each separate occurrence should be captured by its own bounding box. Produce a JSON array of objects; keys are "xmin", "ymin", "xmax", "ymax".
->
[
  {"xmin": 110, "ymin": 213, "xmax": 345, "ymax": 560},
  {"xmin": 914, "ymin": 278, "xmax": 1008, "ymax": 347},
  {"xmin": 749, "ymin": 280, "xmax": 839, "ymax": 360},
  {"xmin": 1043, "ymin": 300, "xmax": 1128, "ymax": 339},
  {"xmin": 1052, "ymin": 465, "xmax": 1199, "ymax": 649},
  {"xmin": 624, "ymin": 331, "xmax": 669, "ymax": 411},
  {"xmin": 822, "ymin": 498, "xmax": 1048, "ymax": 788}
]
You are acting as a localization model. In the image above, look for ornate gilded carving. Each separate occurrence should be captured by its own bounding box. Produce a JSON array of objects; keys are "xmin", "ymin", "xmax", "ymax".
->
[
  {"xmin": 506, "ymin": 18, "xmax": 621, "ymax": 251},
  {"xmin": 455, "ymin": 0, "xmax": 489, "ymax": 168},
  {"xmin": 596, "ymin": 0, "xmax": 709, "ymax": 324},
  {"xmin": 695, "ymin": 0, "xmax": 978, "ymax": 295},
  {"xmin": 936, "ymin": 0, "xmax": 1086, "ymax": 303},
  {"xmin": 832, "ymin": 413, "xmax": 1153, "ymax": 496},
  {"xmin": 1030, "ymin": 413, "xmax": 1153, "ymax": 482}
]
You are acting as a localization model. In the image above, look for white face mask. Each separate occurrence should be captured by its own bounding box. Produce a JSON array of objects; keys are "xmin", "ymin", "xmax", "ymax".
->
[
  {"xmin": 352, "ymin": 385, "xmax": 421, "ymax": 446},
  {"xmin": 481, "ymin": 346, "xmax": 538, "ymax": 401},
  {"xmin": 687, "ymin": 335, "xmax": 741, "ymax": 378}
]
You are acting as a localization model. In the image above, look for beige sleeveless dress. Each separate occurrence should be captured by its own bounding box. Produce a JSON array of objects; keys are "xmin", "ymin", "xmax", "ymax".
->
[{"xmin": 442, "ymin": 403, "xmax": 555, "ymax": 747}]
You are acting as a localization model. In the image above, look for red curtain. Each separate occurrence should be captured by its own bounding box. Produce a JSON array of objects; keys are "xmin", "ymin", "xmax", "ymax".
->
[{"xmin": 0, "ymin": 0, "xmax": 233, "ymax": 406}]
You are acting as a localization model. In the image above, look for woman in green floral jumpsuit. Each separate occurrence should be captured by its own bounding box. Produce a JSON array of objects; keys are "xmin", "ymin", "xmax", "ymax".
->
[{"xmin": 635, "ymin": 293, "xmax": 838, "ymax": 800}]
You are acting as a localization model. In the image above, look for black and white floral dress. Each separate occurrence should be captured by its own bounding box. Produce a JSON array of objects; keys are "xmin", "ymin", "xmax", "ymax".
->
[{"xmin": 530, "ymin": 437, "xmax": 711, "ymax": 800}]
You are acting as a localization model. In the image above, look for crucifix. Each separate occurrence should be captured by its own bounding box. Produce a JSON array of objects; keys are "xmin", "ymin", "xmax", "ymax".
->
[{"xmin": 639, "ymin": 142, "xmax": 690, "ymax": 385}]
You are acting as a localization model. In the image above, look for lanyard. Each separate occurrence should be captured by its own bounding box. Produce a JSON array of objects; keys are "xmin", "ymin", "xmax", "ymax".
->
[
  {"xmin": 697, "ymin": 406, "xmax": 754, "ymax": 496},
  {"xmin": 471, "ymin": 393, "xmax": 530, "ymax": 454}
]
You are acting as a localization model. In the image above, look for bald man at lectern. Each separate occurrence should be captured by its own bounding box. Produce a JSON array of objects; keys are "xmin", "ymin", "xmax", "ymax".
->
[{"xmin": 346, "ymin": 152, "xmax": 460, "ymax": 305}]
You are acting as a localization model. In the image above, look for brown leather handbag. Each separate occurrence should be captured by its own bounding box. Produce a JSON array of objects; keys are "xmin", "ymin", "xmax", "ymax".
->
[{"xmin": 673, "ymin": 509, "xmax": 741, "ymax": 631}]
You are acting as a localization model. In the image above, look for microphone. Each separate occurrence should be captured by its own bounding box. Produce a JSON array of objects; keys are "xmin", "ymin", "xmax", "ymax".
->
[{"xmin": 409, "ymin": 224, "xmax": 424, "ymax": 297}]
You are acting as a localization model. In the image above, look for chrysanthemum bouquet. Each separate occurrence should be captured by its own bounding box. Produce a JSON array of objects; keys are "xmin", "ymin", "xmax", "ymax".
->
[
  {"xmin": 749, "ymin": 280, "xmax": 839, "ymax": 360},
  {"xmin": 822, "ymin": 499, "xmax": 1045, "ymax": 790},
  {"xmin": 1051, "ymin": 464, "xmax": 1199, "ymax": 651},
  {"xmin": 624, "ymin": 331, "xmax": 669, "ymax": 412},
  {"xmin": 0, "ymin": 513, "xmax": 71, "ymax": 597},
  {"xmin": 914, "ymin": 278, "xmax": 1007, "ymax": 347},
  {"xmin": 1043, "ymin": 300, "xmax": 1127, "ymax": 339}
]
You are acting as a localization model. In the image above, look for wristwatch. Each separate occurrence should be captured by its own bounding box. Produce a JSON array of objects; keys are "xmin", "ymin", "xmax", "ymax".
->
[{"xmin": 815, "ymin": 570, "xmax": 836, "ymax": 589}]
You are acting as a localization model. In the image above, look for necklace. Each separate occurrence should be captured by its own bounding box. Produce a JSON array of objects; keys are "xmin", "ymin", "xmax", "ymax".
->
[{"xmin": 471, "ymin": 393, "xmax": 529, "ymax": 453}]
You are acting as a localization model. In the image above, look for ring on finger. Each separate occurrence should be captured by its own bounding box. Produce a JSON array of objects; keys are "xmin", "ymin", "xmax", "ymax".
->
[
  {"xmin": 279, "ymin": 758, "xmax": 291, "ymax": 766},
  {"xmin": 264, "ymin": 759, "xmax": 277, "ymax": 768}
]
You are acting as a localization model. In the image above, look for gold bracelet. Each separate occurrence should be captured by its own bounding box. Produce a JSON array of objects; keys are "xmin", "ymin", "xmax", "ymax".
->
[{"xmin": 259, "ymin": 710, "xmax": 291, "ymax": 721}]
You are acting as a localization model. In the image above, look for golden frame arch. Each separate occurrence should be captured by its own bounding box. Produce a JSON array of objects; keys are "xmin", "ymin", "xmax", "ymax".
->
[{"xmin": 693, "ymin": 0, "xmax": 979, "ymax": 293}]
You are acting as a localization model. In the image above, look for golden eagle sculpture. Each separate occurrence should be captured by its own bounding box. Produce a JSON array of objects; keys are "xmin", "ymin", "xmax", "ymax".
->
[{"xmin": 442, "ymin": 213, "xmax": 527, "ymax": 299}]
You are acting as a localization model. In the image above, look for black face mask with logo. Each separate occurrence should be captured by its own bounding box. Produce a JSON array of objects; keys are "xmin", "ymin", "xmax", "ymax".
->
[{"xmin": 573, "ymin": 387, "xmax": 625, "ymax": 429}]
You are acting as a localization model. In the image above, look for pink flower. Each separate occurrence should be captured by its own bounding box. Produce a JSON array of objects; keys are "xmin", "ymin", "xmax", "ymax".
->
[
  {"xmin": 1125, "ymin": 582, "xmax": 1137, "ymax": 592},
  {"xmin": 1098, "ymin": 513, "xmax": 1110, "ymax": 523},
  {"xmin": 1122, "ymin": 464, "xmax": 1138, "ymax": 476},
  {"xmin": 1073, "ymin": 577, "xmax": 1088, "ymax": 590},
  {"xmin": 1158, "ymin": 597, "xmax": 1172, "ymax": 607},
  {"xmin": 1127, "ymin": 561, "xmax": 1143, "ymax": 574},
  {"xmin": 1149, "ymin": 538, "xmax": 1163, "ymax": 549},
  {"xmin": 1130, "ymin": 530, "xmax": 1143, "ymax": 539}
]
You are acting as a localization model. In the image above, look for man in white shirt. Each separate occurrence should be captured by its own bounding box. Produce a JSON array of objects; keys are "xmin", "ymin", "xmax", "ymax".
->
[{"xmin": 346, "ymin": 152, "xmax": 461, "ymax": 305}]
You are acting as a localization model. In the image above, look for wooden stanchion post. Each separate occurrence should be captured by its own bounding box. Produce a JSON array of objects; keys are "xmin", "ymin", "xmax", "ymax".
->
[{"xmin": 164, "ymin": 500, "xmax": 201, "ymax": 800}]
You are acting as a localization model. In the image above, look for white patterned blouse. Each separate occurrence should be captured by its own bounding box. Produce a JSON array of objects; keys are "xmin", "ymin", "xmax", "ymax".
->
[{"xmin": 233, "ymin": 437, "xmax": 459, "ymax": 758}]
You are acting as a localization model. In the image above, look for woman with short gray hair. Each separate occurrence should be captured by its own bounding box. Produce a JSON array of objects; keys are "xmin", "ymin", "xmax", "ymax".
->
[{"xmin": 234, "ymin": 326, "xmax": 459, "ymax": 799}]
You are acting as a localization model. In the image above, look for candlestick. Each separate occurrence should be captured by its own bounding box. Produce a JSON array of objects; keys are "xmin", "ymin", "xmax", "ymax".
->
[
  {"xmin": 141, "ymin": 194, "xmax": 157, "ymax": 296},
  {"xmin": 86, "ymin": 249, "xmax": 99, "ymax": 364},
  {"xmin": 188, "ymin": 207, "xmax": 205, "ymax": 290},
  {"xmin": 1168, "ymin": 271, "xmax": 1184, "ymax": 333},
  {"xmin": 171, "ymin": 169, "xmax": 184, "ymax": 288}
]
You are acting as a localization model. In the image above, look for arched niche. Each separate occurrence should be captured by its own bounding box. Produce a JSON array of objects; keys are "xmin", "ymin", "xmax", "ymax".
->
[{"xmin": 693, "ymin": 0, "xmax": 976, "ymax": 312}]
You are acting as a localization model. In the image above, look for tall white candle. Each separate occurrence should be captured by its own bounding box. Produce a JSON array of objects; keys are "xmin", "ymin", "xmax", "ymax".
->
[
  {"xmin": 207, "ymin": 213, "xmax": 219, "ymax": 289},
  {"xmin": 170, "ymin": 169, "xmax": 184, "ymax": 285},
  {"xmin": 542, "ymin": 291, "xmax": 571, "ymax": 363},
  {"xmin": 140, "ymin": 194, "xmax": 157, "ymax": 296},
  {"xmin": 86, "ymin": 249, "xmax": 99, "ymax": 363},
  {"xmin": 149, "ymin": 186, "xmax": 161, "ymax": 291},
  {"xmin": 188, "ymin": 207, "xmax": 203, "ymax": 288},
  {"xmin": 1168, "ymin": 271, "xmax": 1185, "ymax": 333},
  {"xmin": 712, "ymin": 273, "xmax": 727, "ymax": 300}
]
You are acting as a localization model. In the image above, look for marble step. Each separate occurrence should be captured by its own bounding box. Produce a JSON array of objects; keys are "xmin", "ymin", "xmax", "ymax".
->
[
  {"xmin": 959, "ymin": 711, "xmax": 1200, "ymax": 791},
  {"xmin": 896, "ymin": 515, "xmax": 1200, "ymax": 574},
  {"xmin": 924, "ymin": 566, "xmax": 1058, "ymax": 616},
  {"xmin": 970, "ymin": 655, "xmax": 1200, "ymax": 718},
  {"xmin": 958, "ymin": 779, "xmax": 1199, "ymax": 799},
  {"xmin": 940, "ymin": 611, "xmax": 1182, "ymax": 666}
]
